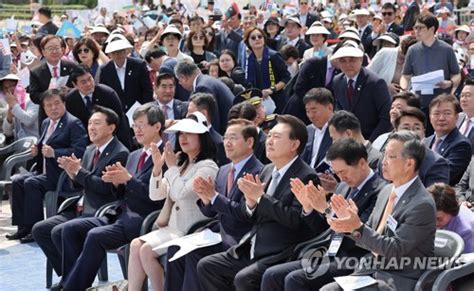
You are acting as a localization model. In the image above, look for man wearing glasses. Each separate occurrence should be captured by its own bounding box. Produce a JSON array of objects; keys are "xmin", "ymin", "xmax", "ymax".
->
[
  {"xmin": 400, "ymin": 13, "xmax": 461, "ymax": 136},
  {"xmin": 380, "ymin": 2, "xmax": 404, "ymax": 36}
]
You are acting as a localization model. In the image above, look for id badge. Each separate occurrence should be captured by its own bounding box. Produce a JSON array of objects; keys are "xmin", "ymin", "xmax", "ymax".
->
[
  {"xmin": 327, "ymin": 233, "xmax": 344, "ymax": 256},
  {"xmin": 387, "ymin": 215, "xmax": 398, "ymax": 232}
]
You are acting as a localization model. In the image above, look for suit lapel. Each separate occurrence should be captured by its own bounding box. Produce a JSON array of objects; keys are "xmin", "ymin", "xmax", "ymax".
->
[
  {"xmin": 372, "ymin": 185, "xmax": 392, "ymax": 229},
  {"xmin": 272, "ymin": 159, "xmax": 299, "ymax": 199},
  {"xmin": 391, "ymin": 178, "xmax": 420, "ymax": 218},
  {"xmin": 110, "ymin": 63, "xmax": 124, "ymax": 94},
  {"xmin": 338, "ymin": 75, "xmax": 351, "ymax": 110},
  {"xmin": 93, "ymin": 138, "xmax": 118, "ymax": 173},
  {"xmin": 315, "ymin": 129, "xmax": 331, "ymax": 166},
  {"xmin": 351, "ymin": 69, "xmax": 367, "ymax": 110},
  {"xmin": 47, "ymin": 114, "xmax": 67, "ymax": 144},
  {"xmin": 124, "ymin": 59, "xmax": 133, "ymax": 92},
  {"xmin": 306, "ymin": 127, "xmax": 315, "ymax": 160}
]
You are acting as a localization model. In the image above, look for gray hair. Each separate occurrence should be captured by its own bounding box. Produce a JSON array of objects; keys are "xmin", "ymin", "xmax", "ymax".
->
[
  {"xmin": 174, "ymin": 59, "xmax": 199, "ymax": 77},
  {"xmin": 387, "ymin": 130, "xmax": 425, "ymax": 171},
  {"xmin": 133, "ymin": 103, "xmax": 165, "ymax": 134}
]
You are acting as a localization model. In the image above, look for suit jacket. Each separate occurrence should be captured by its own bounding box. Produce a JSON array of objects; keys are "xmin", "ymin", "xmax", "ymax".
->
[
  {"xmin": 171, "ymin": 99, "xmax": 188, "ymax": 120},
  {"xmin": 455, "ymin": 156, "xmax": 474, "ymax": 202},
  {"xmin": 194, "ymin": 74, "xmax": 235, "ymax": 135},
  {"xmin": 419, "ymin": 148, "xmax": 450, "ymax": 187},
  {"xmin": 301, "ymin": 125, "xmax": 332, "ymax": 168},
  {"xmin": 63, "ymin": 137, "xmax": 129, "ymax": 217},
  {"xmin": 456, "ymin": 112, "xmax": 474, "ymax": 149},
  {"xmin": 295, "ymin": 13, "xmax": 319, "ymax": 28},
  {"xmin": 215, "ymin": 28, "xmax": 243, "ymax": 58},
  {"xmin": 254, "ymin": 129, "xmax": 268, "ymax": 164},
  {"xmin": 209, "ymin": 127, "xmax": 229, "ymax": 167},
  {"xmin": 29, "ymin": 60, "xmax": 76, "ymax": 123},
  {"xmin": 424, "ymin": 128, "xmax": 472, "ymax": 186},
  {"xmin": 108, "ymin": 149, "xmax": 164, "ymax": 240},
  {"xmin": 98, "ymin": 57, "xmax": 153, "ymax": 112},
  {"xmin": 65, "ymin": 84, "xmax": 132, "ymax": 149},
  {"xmin": 37, "ymin": 112, "xmax": 88, "ymax": 182},
  {"xmin": 359, "ymin": 25, "xmax": 374, "ymax": 57},
  {"xmin": 387, "ymin": 22, "xmax": 404, "ymax": 36},
  {"xmin": 332, "ymin": 68, "xmax": 392, "ymax": 141},
  {"xmin": 294, "ymin": 38, "xmax": 311, "ymax": 59},
  {"xmin": 198, "ymin": 155, "xmax": 264, "ymax": 247},
  {"xmin": 353, "ymin": 177, "xmax": 436, "ymax": 290},
  {"xmin": 230, "ymin": 157, "xmax": 322, "ymax": 262},
  {"xmin": 366, "ymin": 141, "xmax": 382, "ymax": 171}
]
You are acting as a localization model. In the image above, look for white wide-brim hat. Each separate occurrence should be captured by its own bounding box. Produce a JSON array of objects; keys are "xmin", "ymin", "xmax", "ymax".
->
[
  {"xmin": 330, "ymin": 46, "xmax": 364, "ymax": 60},
  {"xmin": 91, "ymin": 25, "xmax": 110, "ymax": 35},
  {"xmin": 0, "ymin": 74, "xmax": 20, "ymax": 82},
  {"xmin": 338, "ymin": 31, "xmax": 361, "ymax": 42},
  {"xmin": 105, "ymin": 38, "xmax": 133, "ymax": 53},
  {"xmin": 165, "ymin": 117, "xmax": 209, "ymax": 134},
  {"xmin": 352, "ymin": 9, "xmax": 370, "ymax": 16},
  {"xmin": 306, "ymin": 22, "xmax": 330, "ymax": 35},
  {"xmin": 160, "ymin": 25, "xmax": 183, "ymax": 41}
]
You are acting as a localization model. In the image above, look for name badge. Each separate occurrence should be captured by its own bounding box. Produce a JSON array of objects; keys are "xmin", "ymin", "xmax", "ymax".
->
[
  {"xmin": 387, "ymin": 215, "xmax": 398, "ymax": 232},
  {"xmin": 327, "ymin": 233, "xmax": 344, "ymax": 256}
]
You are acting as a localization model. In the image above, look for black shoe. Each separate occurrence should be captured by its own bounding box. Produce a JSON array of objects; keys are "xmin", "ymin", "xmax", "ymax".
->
[
  {"xmin": 50, "ymin": 282, "xmax": 63, "ymax": 291},
  {"xmin": 19, "ymin": 233, "xmax": 34, "ymax": 243},
  {"xmin": 5, "ymin": 227, "xmax": 28, "ymax": 240}
]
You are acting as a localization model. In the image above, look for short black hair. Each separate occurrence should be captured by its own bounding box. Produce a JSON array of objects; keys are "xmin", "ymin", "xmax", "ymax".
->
[
  {"xmin": 279, "ymin": 44, "xmax": 299, "ymax": 61},
  {"xmin": 392, "ymin": 91, "xmax": 421, "ymax": 109},
  {"xmin": 70, "ymin": 64, "xmax": 93, "ymax": 84},
  {"xmin": 394, "ymin": 107, "xmax": 427, "ymax": 130},
  {"xmin": 276, "ymin": 114, "xmax": 308, "ymax": 154},
  {"xmin": 90, "ymin": 105, "xmax": 120, "ymax": 134},
  {"xmin": 328, "ymin": 110, "xmax": 361, "ymax": 134},
  {"xmin": 145, "ymin": 47, "xmax": 167, "ymax": 63},
  {"xmin": 228, "ymin": 102, "xmax": 257, "ymax": 121},
  {"xmin": 416, "ymin": 12, "xmax": 439, "ymax": 33},
  {"xmin": 189, "ymin": 92, "xmax": 217, "ymax": 121},
  {"xmin": 381, "ymin": 2, "xmax": 396, "ymax": 12},
  {"xmin": 303, "ymin": 88, "xmax": 334, "ymax": 106},
  {"xmin": 429, "ymin": 93, "xmax": 461, "ymax": 114},
  {"xmin": 132, "ymin": 103, "xmax": 166, "ymax": 134},
  {"xmin": 41, "ymin": 89, "xmax": 66, "ymax": 106},
  {"xmin": 427, "ymin": 183, "xmax": 460, "ymax": 216},
  {"xmin": 155, "ymin": 73, "xmax": 175, "ymax": 87},
  {"xmin": 327, "ymin": 138, "xmax": 368, "ymax": 166},
  {"xmin": 227, "ymin": 118, "xmax": 258, "ymax": 149},
  {"xmin": 464, "ymin": 78, "xmax": 474, "ymax": 86},
  {"xmin": 38, "ymin": 7, "xmax": 52, "ymax": 19}
]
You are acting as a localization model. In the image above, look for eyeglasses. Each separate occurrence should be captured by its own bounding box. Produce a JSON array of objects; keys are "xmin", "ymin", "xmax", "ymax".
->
[
  {"xmin": 192, "ymin": 35, "xmax": 205, "ymax": 40},
  {"xmin": 78, "ymin": 48, "xmax": 90, "ymax": 54},
  {"xmin": 414, "ymin": 25, "xmax": 427, "ymax": 30},
  {"xmin": 132, "ymin": 124, "xmax": 148, "ymax": 130},
  {"xmin": 44, "ymin": 46, "xmax": 62, "ymax": 52},
  {"xmin": 250, "ymin": 34, "xmax": 264, "ymax": 41},
  {"xmin": 223, "ymin": 135, "xmax": 243, "ymax": 142},
  {"xmin": 382, "ymin": 12, "xmax": 393, "ymax": 16}
]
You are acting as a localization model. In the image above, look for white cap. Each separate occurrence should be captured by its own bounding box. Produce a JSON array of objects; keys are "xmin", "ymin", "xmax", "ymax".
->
[
  {"xmin": 0, "ymin": 74, "xmax": 20, "ymax": 82},
  {"xmin": 455, "ymin": 25, "xmax": 471, "ymax": 34},
  {"xmin": 91, "ymin": 25, "xmax": 110, "ymax": 35},
  {"xmin": 306, "ymin": 22, "xmax": 330, "ymax": 35},
  {"xmin": 166, "ymin": 113, "xmax": 209, "ymax": 134},
  {"xmin": 352, "ymin": 9, "xmax": 370, "ymax": 16},
  {"xmin": 322, "ymin": 17, "xmax": 332, "ymax": 23},
  {"xmin": 284, "ymin": 17, "xmax": 302, "ymax": 28},
  {"xmin": 105, "ymin": 35, "xmax": 133, "ymax": 53},
  {"xmin": 320, "ymin": 11, "xmax": 333, "ymax": 19},
  {"xmin": 338, "ymin": 13, "xmax": 348, "ymax": 22},
  {"xmin": 373, "ymin": 14, "xmax": 383, "ymax": 21},
  {"xmin": 161, "ymin": 25, "xmax": 182, "ymax": 40},
  {"xmin": 338, "ymin": 31, "xmax": 361, "ymax": 42},
  {"xmin": 330, "ymin": 45, "xmax": 364, "ymax": 60}
]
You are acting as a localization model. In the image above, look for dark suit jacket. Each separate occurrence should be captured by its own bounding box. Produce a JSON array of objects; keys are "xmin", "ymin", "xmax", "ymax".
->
[
  {"xmin": 98, "ymin": 57, "xmax": 154, "ymax": 112},
  {"xmin": 402, "ymin": 2, "xmax": 420, "ymax": 32},
  {"xmin": 387, "ymin": 22, "xmax": 405, "ymax": 36},
  {"xmin": 65, "ymin": 84, "xmax": 132, "ymax": 149},
  {"xmin": 366, "ymin": 141, "xmax": 382, "ymax": 171},
  {"xmin": 359, "ymin": 25, "xmax": 374, "ymax": 57},
  {"xmin": 295, "ymin": 38, "xmax": 311, "ymax": 59},
  {"xmin": 209, "ymin": 127, "xmax": 229, "ymax": 167},
  {"xmin": 198, "ymin": 155, "xmax": 264, "ymax": 247},
  {"xmin": 37, "ymin": 21, "xmax": 58, "ymax": 35},
  {"xmin": 353, "ymin": 178, "xmax": 436, "ymax": 290},
  {"xmin": 62, "ymin": 137, "xmax": 129, "ymax": 217},
  {"xmin": 301, "ymin": 125, "xmax": 332, "ymax": 168},
  {"xmin": 425, "ymin": 128, "xmax": 472, "ymax": 186},
  {"xmin": 419, "ymin": 148, "xmax": 450, "ymax": 187},
  {"xmin": 108, "ymin": 149, "xmax": 164, "ymax": 240},
  {"xmin": 29, "ymin": 60, "xmax": 77, "ymax": 123},
  {"xmin": 194, "ymin": 74, "xmax": 235, "ymax": 135},
  {"xmin": 37, "ymin": 112, "xmax": 88, "ymax": 182},
  {"xmin": 254, "ymin": 129, "xmax": 268, "ymax": 164},
  {"xmin": 172, "ymin": 99, "xmax": 188, "ymax": 119},
  {"xmin": 456, "ymin": 112, "xmax": 474, "ymax": 149},
  {"xmin": 159, "ymin": 57, "xmax": 190, "ymax": 101},
  {"xmin": 332, "ymin": 68, "xmax": 392, "ymax": 141},
  {"xmin": 230, "ymin": 157, "xmax": 323, "ymax": 262},
  {"xmin": 215, "ymin": 28, "xmax": 243, "ymax": 58}
]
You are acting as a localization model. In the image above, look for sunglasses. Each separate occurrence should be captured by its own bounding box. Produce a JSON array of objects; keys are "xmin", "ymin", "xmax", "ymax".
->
[
  {"xmin": 78, "ymin": 48, "xmax": 90, "ymax": 54},
  {"xmin": 206, "ymin": 31, "xmax": 214, "ymax": 36},
  {"xmin": 250, "ymin": 34, "xmax": 264, "ymax": 41},
  {"xmin": 300, "ymin": 2, "xmax": 308, "ymax": 5},
  {"xmin": 192, "ymin": 35, "xmax": 205, "ymax": 40},
  {"xmin": 382, "ymin": 12, "xmax": 393, "ymax": 16}
]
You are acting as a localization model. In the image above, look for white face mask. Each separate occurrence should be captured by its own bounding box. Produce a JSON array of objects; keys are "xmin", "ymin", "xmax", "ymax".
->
[{"xmin": 20, "ymin": 50, "xmax": 37, "ymax": 65}]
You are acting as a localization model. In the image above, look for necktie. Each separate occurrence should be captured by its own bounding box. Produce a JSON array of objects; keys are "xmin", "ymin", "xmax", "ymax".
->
[
  {"xmin": 85, "ymin": 95, "xmax": 93, "ymax": 111},
  {"xmin": 376, "ymin": 191, "xmax": 397, "ymax": 234},
  {"xmin": 136, "ymin": 151, "xmax": 148, "ymax": 173},
  {"xmin": 346, "ymin": 187, "xmax": 359, "ymax": 200},
  {"xmin": 461, "ymin": 119, "xmax": 472, "ymax": 136},
  {"xmin": 52, "ymin": 66, "xmax": 58, "ymax": 78},
  {"xmin": 266, "ymin": 171, "xmax": 281, "ymax": 196},
  {"xmin": 431, "ymin": 136, "xmax": 442, "ymax": 153},
  {"xmin": 226, "ymin": 166, "xmax": 235, "ymax": 195},
  {"xmin": 45, "ymin": 120, "xmax": 57, "ymax": 142},
  {"xmin": 92, "ymin": 148, "xmax": 101, "ymax": 169},
  {"xmin": 347, "ymin": 79, "xmax": 354, "ymax": 107}
]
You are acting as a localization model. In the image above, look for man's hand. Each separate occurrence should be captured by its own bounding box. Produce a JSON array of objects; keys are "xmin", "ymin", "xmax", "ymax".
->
[
  {"xmin": 31, "ymin": 144, "xmax": 38, "ymax": 157},
  {"xmin": 193, "ymin": 176, "xmax": 216, "ymax": 205},
  {"xmin": 305, "ymin": 181, "xmax": 329, "ymax": 214},
  {"xmin": 318, "ymin": 173, "xmax": 337, "ymax": 193},
  {"xmin": 237, "ymin": 173, "xmax": 265, "ymax": 209},
  {"xmin": 101, "ymin": 162, "xmax": 132, "ymax": 186},
  {"xmin": 42, "ymin": 144, "xmax": 55, "ymax": 158},
  {"xmin": 290, "ymin": 178, "xmax": 313, "ymax": 213},
  {"xmin": 5, "ymin": 91, "xmax": 17, "ymax": 108},
  {"xmin": 327, "ymin": 199, "xmax": 362, "ymax": 233},
  {"xmin": 330, "ymin": 194, "xmax": 358, "ymax": 219},
  {"xmin": 436, "ymin": 80, "xmax": 453, "ymax": 90},
  {"xmin": 57, "ymin": 153, "xmax": 82, "ymax": 179}
]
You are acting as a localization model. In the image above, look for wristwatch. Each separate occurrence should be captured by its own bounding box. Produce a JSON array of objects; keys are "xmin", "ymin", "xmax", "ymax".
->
[
  {"xmin": 270, "ymin": 86, "xmax": 276, "ymax": 94},
  {"xmin": 351, "ymin": 223, "xmax": 365, "ymax": 240}
]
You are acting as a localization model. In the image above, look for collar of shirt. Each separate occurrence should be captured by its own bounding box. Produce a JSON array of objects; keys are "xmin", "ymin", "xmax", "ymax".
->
[
  {"xmin": 158, "ymin": 99, "xmax": 174, "ymax": 110},
  {"xmin": 434, "ymin": 133, "xmax": 448, "ymax": 141},
  {"xmin": 272, "ymin": 155, "xmax": 299, "ymax": 180},
  {"xmin": 392, "ymin": 175, "xmax": 418, "ymax": 206},
  {"xmin": 114, "ymin": 59, "xmax": 128, "ymax": 71},
  {"xmin": 359, "ymin": 24, "xmax": 369, "ymax": 34},
  {"xmin": 192, "ymin": 73, "xmax": 200, "ymax": 91},
  {"xmin": 231, "ymin": 154, "xmax": 253, "ymax": 180},
  {"xmin": 287, "ymin": 37, "xmax": 300, "ymax": 47},
  {"xmin": 79, "ymin": 91, "xmax": 94, "ymax": 102},
  {"xmin": 354, "ymin": 169, "xmax": 375, "ymax": 192},
  {"xmin": 327, "ymin": 57, "xmax": 333, "ymax": 69},
  {"xmin": 312, "ymin": 122, "xmax": 328, "ymax": 134},
  {"xmin": 97, "ymin": 136, "xmax": 115, "ymax": 153},
  {"xmin": 47, "ymin": 62, "xmax": 61, "ymax": 76},
  {"xmin": 386, "ymin": 22, "xmax": 394, "ymax": 29},
  {"xmin": 346, "ymin": 73, "xmax": 359, "ymax": 85}
]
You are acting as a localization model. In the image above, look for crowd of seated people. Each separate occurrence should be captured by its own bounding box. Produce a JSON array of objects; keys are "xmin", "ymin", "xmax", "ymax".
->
[{"xmin": 0, "ymin": 2, "xmax": 473, "ymax": 291}]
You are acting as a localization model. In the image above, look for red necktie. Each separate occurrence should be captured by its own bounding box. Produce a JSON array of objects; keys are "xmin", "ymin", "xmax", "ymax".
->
[
  {"xmin": 347, "ymin": 79, "xmax": 354, "ymax": 107},
  {"xmin": 53, "ymin": 66, "xmax": 58, "ymax": 78},
  {"xmin": 226, "ymin": 166, "xmax": 235, "ymax": 195},
  {"xmin": 93, "ymin": 148, "xmax": 100, "ymax": 169},
  {"xmin": 136, "ymin": 151, "xmax": 148, "ymax": 173}
]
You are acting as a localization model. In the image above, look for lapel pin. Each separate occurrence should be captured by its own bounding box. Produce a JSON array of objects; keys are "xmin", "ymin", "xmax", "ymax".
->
[
  {"xmin": 402, "ymin": 200, "xmax": 406, "ymax": 203},
  {"xmin": 128, "ymin": 70, "xmax": 132, "ymax": 76},
  {"xmin": 106, "ymin": 152, "xmax": 109, "ymax": 156},
  {"xmin": 58, "ymin": 123, "xmax": 63, "ymax": 128}
]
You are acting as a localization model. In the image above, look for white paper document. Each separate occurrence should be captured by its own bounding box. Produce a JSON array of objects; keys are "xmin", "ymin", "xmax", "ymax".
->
[
  {"xmin": 153, "ymin": 229, "xmax": 222, "ymax": 262},
  {"xmin": 334, "ymin": 275, "xmax": 377, "ymax": 290},
  {"xmin": 411, "ymin": 70, "xmax": 444, "ymax": 95},
  {"xmin": 126, "ymin": 101, "xmax": 142, "ymax": 126},
  {"xmin": 48, "ymin": 76, "xmax": 69, "ymax": 89}
]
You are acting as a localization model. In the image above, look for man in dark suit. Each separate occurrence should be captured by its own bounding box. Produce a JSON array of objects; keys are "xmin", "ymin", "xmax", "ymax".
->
[
  {"xmin": 31, "ymin": 106, "xmax": 129, "ymax": 279},
  {"xmin": 284, "ymin": 54, "xmax": 340, "ymax": 124},
  {"xmin": 66, "ymin": 65, "xmax": 131, "ymax": 149},
  {"xmin": 394, "ymin": 107, "xmax": 450, "ymax": 187},
  {"xmin": 175, "ymin": 59, "xmax": 234, "ymax": 135},
  {"xmin": 37, "ymin": 7, "xmax": 58, "ymax": 36},
  {"xmin": 282, "ymin": 17, "xmax": 311, "ymax": 59},
  {"xmin": 321, "ymin": 131, "xmax": 436, "ymax": 290},
  {"xmin": 261, "ymin": 138, "xmax": 387, "ymax": 291},
  {"xmin": 215, "ymin": 12, "xmax": 243, "ymax": 57},
  {"xmin": 59, "ymin": 103, "xmax": 165, "ymax": 291},
  {"xmin": 381, "ymin": 3, "xmax": 404, "ymax": 36},
  {"xmin": 6, "ymin": 89, "xmax": 88, "ymax": 242},
  {"xmin": 458, "ymin": 79, "xmax": 474, "ymax": 148},
  {"xmin": 294, "ymin": 0, "xmax": 319, "ymax": 44},
  {"xmin": 402, "ymin": 0, "xmax": 421, "ymax": 32},
  {"xmin": 353, "ymin": 8, "xmax": 374, "ymax": 56},
  {"xmin": 331, "ymin": 41, "xmax": 391, "ymax": 141},
  {"xmin": 98, "ymin": 35, "xmax": 154, "ymax": 113},
  {"xmin": 197, "ymin": 115, "xmax": 324, "ymax": 291},
  {"xmin": 29, "ymin": 35, "xmax": 76, "ymax": 124},
  {"xmin": 187, "ymin": 94, "xmax": 229, "ymax": 166},
  {"xmin": 425, "ymin": 94, "xmax": 472, "ymax": 186},
  {"xmin": 301, "ymin": 88, "xmax": 333, "ymax": 170},
  {"xmin": 164, "ymin": 119, "xmax": 263, "ymax": 291},
  {"xmin": 153, "ymin": 72, "xmax": 188, "ymax": 149}
]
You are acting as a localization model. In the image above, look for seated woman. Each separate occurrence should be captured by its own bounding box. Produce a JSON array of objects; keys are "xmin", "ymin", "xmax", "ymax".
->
[
  {"xmin": 217, "ymin": 49, "xmax": 247, "ymax": 87},
  {"xmin": 185, "ymin": 29, "xmax": 217, "ymax": 74},
  {"xmin": 428, "ymin": 183, "xmax": 474, "ymax": 253},
  {"xmin": 72, "ymin": 37, "xmax": 109, "ymax": 79},
  {"xmin": 127, "ymin": 113, "xmax": 218, "ymax": 291},
  {"xmin": 0, "ymin": 73, "xmax": 39, "ymax": 141},
  {"xmin": 302, "ymin": 21, "xmax": 332, "ymax": 62}
]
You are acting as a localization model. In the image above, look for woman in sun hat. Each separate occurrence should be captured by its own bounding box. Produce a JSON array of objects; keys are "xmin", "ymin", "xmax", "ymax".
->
[
  {"xmin": 127, "ymin": 112, "xmax": 218, "ymax": 291},
  {"xmin": 303, "ymin": 21, "xmax": 332, "ymax": 61}
]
